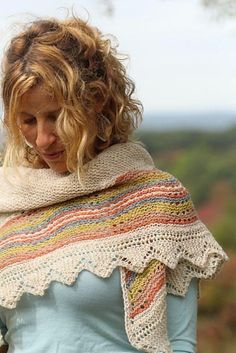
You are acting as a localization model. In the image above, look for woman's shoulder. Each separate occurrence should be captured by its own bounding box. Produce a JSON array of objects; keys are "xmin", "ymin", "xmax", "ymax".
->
[
  {"xmin": 124, "ymin": 167, "xmax": 193, "ymax": 206},
  {"xmin": 145, "ymin": 168, "xmax": 189, "ymax": 190},
  {"xmin": 115, "ymin": 167, "xmax": 198, "ymax": 229}
]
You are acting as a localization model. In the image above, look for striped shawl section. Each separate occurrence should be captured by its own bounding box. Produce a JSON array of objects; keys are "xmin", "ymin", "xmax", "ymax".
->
[{"xmin": 0, "ymin": 143, "xmax": 228, "ymax": 353}]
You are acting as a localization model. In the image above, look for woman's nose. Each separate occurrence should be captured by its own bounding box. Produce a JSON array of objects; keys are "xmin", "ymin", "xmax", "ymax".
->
[{"xmin": 35, "ymin": 123, "xmax": 57, "ymax": 149}]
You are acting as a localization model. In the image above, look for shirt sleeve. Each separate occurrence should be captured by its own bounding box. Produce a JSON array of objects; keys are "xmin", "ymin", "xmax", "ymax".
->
[
  {"xmin": 0, "ymin": 318, "xmax": 7, "ymax": 347},
  {"xmin": 166, "ymin": 278, "xmax": 198, "ymax": 353}
]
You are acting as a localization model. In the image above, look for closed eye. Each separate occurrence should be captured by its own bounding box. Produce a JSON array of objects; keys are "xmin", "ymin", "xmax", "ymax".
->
[
  {"xmin": 22, "ymin": 116, "xmax": 36, "ymax": 125},
  {"xmin": 47, "ymin": 114, "xmax": 58, "ymax": 123}
]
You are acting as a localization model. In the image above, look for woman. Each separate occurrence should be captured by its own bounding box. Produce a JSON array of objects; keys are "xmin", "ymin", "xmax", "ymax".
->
[{"xmin": 0, "ymin": 16, "xmax": 227, "ymax": 353}]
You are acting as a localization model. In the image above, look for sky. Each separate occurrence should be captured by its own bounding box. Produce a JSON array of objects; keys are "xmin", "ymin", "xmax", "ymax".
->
[{"xmin": 0, "ymin": 0, "xmax": 236, "ymax": 116}]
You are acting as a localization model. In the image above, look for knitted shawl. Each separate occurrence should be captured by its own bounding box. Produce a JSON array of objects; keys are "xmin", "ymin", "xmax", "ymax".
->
[{"xmin": 0, "ymin": 142, "xmax": 228, "ymax": 353}]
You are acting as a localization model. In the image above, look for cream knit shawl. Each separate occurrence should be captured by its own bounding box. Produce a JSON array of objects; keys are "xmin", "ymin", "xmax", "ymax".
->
[{"xmin": 0, "ymin": 142, "xmax": 228, "ymax": 353}]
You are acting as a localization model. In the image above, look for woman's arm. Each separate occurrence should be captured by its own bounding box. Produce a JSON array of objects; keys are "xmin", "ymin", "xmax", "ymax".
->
[{"xmin": 167, "ymin": 278, "xmax": 198, "ymax": 353}]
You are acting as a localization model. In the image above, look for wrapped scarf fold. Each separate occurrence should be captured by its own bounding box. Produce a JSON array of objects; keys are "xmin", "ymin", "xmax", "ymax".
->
[{"xmin": 0, "ymin": 142, "xmax": 228, "ymax": 353}]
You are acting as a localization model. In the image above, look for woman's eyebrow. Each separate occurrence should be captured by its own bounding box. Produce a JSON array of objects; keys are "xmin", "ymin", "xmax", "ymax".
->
[
  {"xmin": 18, "ymin": 111, "xmax": 34, "ymax": 116},
  {"xmin": 19, "ymin": 109, "xmax": 61, "ymax": 115}
]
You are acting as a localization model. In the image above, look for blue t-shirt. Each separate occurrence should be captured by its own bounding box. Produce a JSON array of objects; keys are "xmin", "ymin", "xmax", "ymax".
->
[{"xmin": 0, "ymin": 269, "xmax": 197, "ymax": 353}]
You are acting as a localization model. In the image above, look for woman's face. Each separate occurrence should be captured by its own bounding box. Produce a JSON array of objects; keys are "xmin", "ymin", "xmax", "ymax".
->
[{"xmin": 17, "ymin": 85, "xmax": 68, "ymax": 173}]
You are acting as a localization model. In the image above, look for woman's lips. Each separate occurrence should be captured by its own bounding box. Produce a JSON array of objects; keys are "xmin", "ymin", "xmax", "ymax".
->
[{"xmin": 42, "ymin": 151, "xmax": 64, "ymax": 161}]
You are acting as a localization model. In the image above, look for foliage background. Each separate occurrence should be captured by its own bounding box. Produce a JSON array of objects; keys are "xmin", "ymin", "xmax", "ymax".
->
[{"xmin": 136, "ymin": 128, "xmax": 236, "ymax": 353}]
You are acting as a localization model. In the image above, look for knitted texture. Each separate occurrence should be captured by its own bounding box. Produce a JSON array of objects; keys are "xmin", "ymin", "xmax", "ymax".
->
[
  {"xmin": 0, "ymin": 142, "xmax": 228, "ymax": 353},
  {"xmin": 0, "ymin": 142, "xmax": 154, "ymax": 212}
]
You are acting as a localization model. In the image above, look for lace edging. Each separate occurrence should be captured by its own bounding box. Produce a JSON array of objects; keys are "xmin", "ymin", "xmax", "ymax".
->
[
  {"xmin": 0, "ymin": 221, "xmax": 228, "ymax": 309},
  {"xmin": 121, "ymin": 269, "xmax": 173, "ymax": 353}
]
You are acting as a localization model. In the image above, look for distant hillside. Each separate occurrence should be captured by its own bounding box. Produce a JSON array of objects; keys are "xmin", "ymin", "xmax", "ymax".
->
[
  {"xmin": 1, "ymin": 111, "xmax": 236, "ymax": 136},
  {"xmin": 137, "ymin": 128, "xmax": 236, "ymax": 251},
  {"xmin": 142, "ymin": 111, "xmax": 236, "ymax": 131}
]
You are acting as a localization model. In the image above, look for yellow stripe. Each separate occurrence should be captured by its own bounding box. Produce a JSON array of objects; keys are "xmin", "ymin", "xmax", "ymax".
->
[
  {"xmin": 128, "ymin": 260, "xmax": 163, "ymax": 301},
  {"xmin": 0, "ymin": 198, "xmax": 194, "ymax": 259}
]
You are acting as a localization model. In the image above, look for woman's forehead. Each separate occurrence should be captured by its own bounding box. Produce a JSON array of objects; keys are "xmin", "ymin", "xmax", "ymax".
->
[{"xmin": 17, "ymin": 86, "xmax": 60, "ymax": 116}]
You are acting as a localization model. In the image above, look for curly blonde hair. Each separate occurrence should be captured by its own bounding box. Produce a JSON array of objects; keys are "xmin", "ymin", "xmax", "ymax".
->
[{"xmin": 2, "ymin": 16, "xmax": 142, "ymax": 172}]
